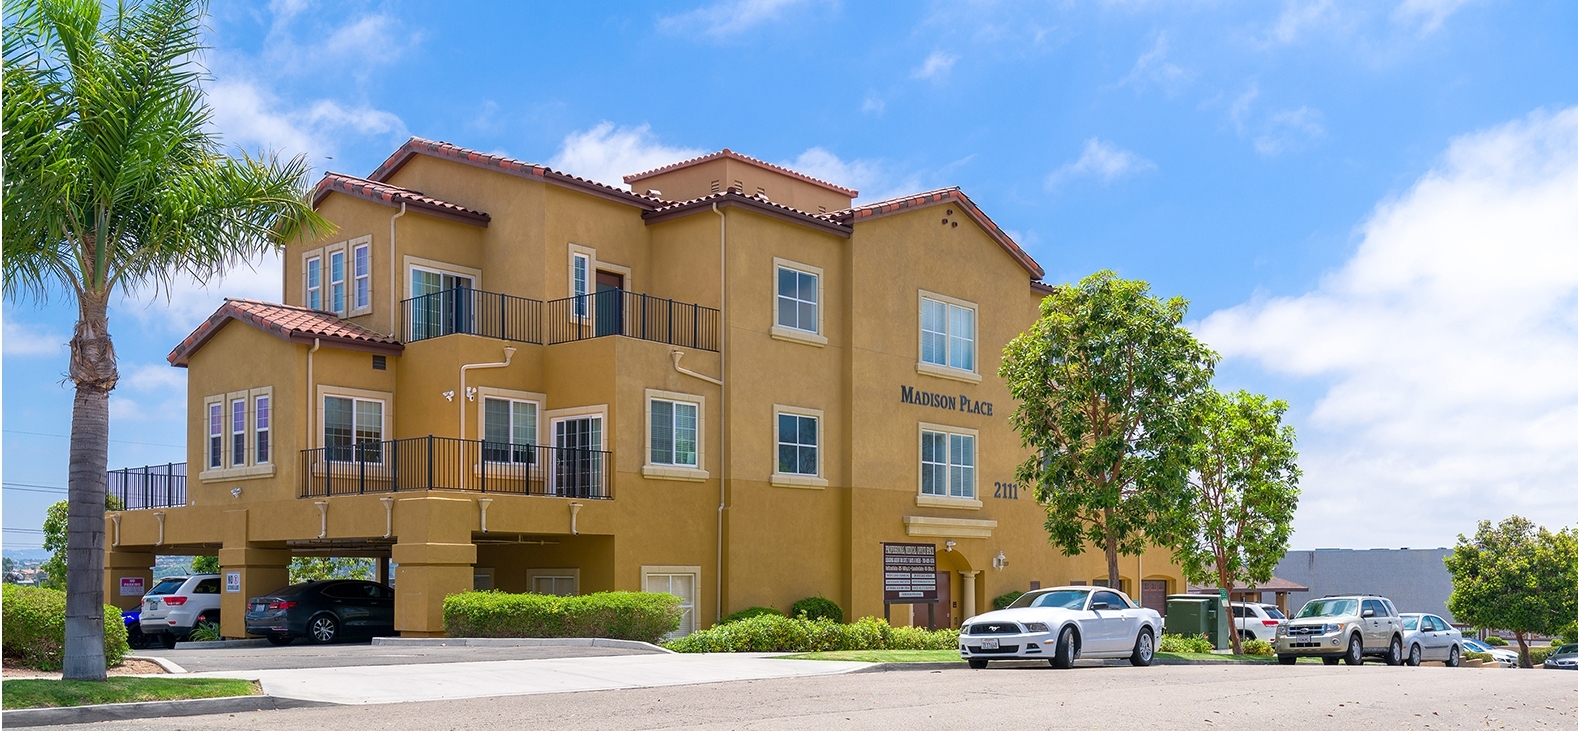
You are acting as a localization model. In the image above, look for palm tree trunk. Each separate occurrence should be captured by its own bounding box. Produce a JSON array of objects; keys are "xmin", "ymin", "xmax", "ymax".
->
[{"xmin": 63, "ymin": 290, "xmax": 117, "ymax": 680}]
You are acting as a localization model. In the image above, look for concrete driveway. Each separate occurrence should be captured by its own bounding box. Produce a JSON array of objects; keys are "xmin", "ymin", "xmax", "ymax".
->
[{"xmin": 136, "ymin": 639, "xmax": 658, "ymax": 672}]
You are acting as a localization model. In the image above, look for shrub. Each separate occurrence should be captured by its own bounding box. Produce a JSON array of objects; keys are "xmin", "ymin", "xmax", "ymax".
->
[
  {"xmin": 1, "ymin": 584, "xmax": 129, "ymax": 671},
  {"xmin": 1528, "ymin": 646, "xmax": 1555, "ymax": 665},
  {"xmin": 444, "ymin": 591, "xmax": 681, "ymax": 645},
  {"xmin": 1463, "ymin": 651, "xmax": 1495, "ymax": 663},
  {"xmin": 992, "ymin": 591, "xmax": 1025, "ymax": 611},
  {"xmin": 1242, "ymin": 638, "xmax": 1274, "ymax": 656},
  {"xmin": 1484, "ymin": 635, "xmax": 1508, "ymax": 646},
  {"xmin": 665, "ymin": 614, "xmax": 959, "ymax": 653},
  {"xmin": 721, "ymin": 606, "xmax": 782, "ymax": 624},
  {"xmin": 188, "ymin": 620, "xmax": 222, "ymax": 642},
  {"xmin": 1158, "ymin": 633, "xmax": 1214, "ymax": 654},
  {"xmin": 789, "ymin": 596, "xmax": 843, "ymax": 623}
]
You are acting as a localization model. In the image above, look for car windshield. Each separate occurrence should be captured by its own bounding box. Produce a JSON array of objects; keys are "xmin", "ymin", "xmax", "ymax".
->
[
  {"xmin": 1463, "ymin": 640, "xmax": 1488, "ymax": 652},
  {"xmin": 1296, "ymin": 598, "xmax": 1358, "ymax": 619},
  {"xmin": 1554, "ymin": 644, "xmax": 1578, "ymax": 656},
  {"xmin": 1263, "ymin": 607, "xmax": 1286, "ymax": 619},
  {"xmin": 1008, "ymin": 589, "xmax": 1089, "ymax": 610},
  {"xmin": 146, "ymin": 577, "xmax": 186, "ymax": 596},
  {"xmin": 1401, "ymin": 616, "xmax": 1420, "ymax": 630}
]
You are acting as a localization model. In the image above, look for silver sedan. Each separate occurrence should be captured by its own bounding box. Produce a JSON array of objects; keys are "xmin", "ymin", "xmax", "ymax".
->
[{"xmin": 1399, "ymin": 613, "xmax": 1463, "ymax": 667}]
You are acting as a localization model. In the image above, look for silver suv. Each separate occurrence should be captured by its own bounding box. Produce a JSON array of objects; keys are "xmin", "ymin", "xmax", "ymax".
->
[
  {"xmin": 1275, "ymin": 595, "xmax": 1405, "ymax": 666},
  {"xmin": 140, "ymin": 574, "xmax": 222, "ymax": 648}
]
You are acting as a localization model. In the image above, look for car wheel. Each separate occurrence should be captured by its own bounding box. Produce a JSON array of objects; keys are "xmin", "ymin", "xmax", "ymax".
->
[
  {"xmin": 1344, "ymin": 635, "xmax": 1364, "ymax": 666},
  {"xmin": 307, "ymin": 614, "xmax": 339, "ymax": 644},
  {"xmin": 1278, "ymin": 654, "xmax": 1297, "ymax": 665},
  {"xmin": 1385, "ymin": 635, "xmax": 1404, "ymax": 666},
  {"xmin": 1446, "ymin": 645, "xmax": 1461, "ymax": 668},
  {"xmin": 968, "ymin": 658, "xmax": 988, "ymax": 669},
  {"xmin": 1051, "ymin": 625, "xmax": 1077, "ymax": 669},
  {"xmin": 160, "ymin": 633, "xmax": 178, "ymax": 650},
  {"xmin": 1323, "ymin": 657, "xmax": 1341, "ymax": 666},
  {"xmin": 266, "ymin": 634, "xmax": 294, "ymax": 646},
  {"xmin": 1129, "ymin": 628, "xmax": 1155, "ymax": 667},
  {"xmin": 1406, "ymin": 643, "xmax": 1422, "ymax": 667}
]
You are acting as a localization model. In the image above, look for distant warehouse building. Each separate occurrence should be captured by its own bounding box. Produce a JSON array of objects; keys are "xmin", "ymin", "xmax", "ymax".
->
[{"xmin": 1274, "ymin": 548, "xmax": 1456, "ymax": 623}]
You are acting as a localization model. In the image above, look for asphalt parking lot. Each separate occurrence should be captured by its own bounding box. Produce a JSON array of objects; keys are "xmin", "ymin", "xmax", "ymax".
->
[
  {"xmin": 61, "ymin": 662, "xmax": 1578, "ymax": 730},
  {"xmin": 135, "ymin": 640, "xmax": 656, "ymax": 672}
]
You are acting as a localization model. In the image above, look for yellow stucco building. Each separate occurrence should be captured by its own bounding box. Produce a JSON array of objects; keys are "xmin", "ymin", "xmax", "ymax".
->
[{"xmin": 103, "ymin": 139, "xmax": 1186, "ymax": 638}]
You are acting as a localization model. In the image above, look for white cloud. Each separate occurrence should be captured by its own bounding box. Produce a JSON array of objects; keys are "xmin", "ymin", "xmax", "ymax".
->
[
  {"xmin": 1254, "ymin": 106, "xmax": 1326, "ymax": 156},
  {"xmin": 549, "ymin": 123, "xmax": 705, "ymax": 189},
  {"xmin": 205, "ymin": 77, "xmax": 407, "ymax": 167},
  {"xmin": 121, "ymin": 362, "xmax": 186, "ymax": 393},
  {"xmin": 1045, "ymin": 138, "xmax": 1157, "ymax": 188},
  {"xmin": 1263, "ymin": 0, "xmax": 1341, "ymax": 45},
  {"xmin": 1118, "ymin": 33, "xmax": 1188, "ymax": 93},
  {"xmin": 3, "ymin": 317, "xmax": 67, "ymax": 357},
  {"xmin": 116, "ymin": 251, "xmax": 282, "ymax": 336},
  {"xmin": 778, "ymin": 148, "xmax": 924, "ymax": 204},
  {"xmin": 658, "ymin": 0, "xmax": 815, "ymax": 38},
  {"xmin": 1197, "ymin": 105, "xmax": 1578, "ymax": 548},
  {"xmin": 862, "ymin": 95, "xmax": 885, "ymax": 116},
  {"xmin": 911, "ymin": 52, "xmax": 959, "ymax": 81},
  {"xmin": 1392, "ymin": 0, "xmax": 1479, "ymax": 34}
]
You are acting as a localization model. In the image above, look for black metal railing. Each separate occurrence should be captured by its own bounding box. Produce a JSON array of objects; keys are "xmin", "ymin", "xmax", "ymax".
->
[
  {"xmin": 107, "ymin": 463, "xmax": 186, "ymax": 510},
  {"xmin": 299, "ymin": 435, "xmax": 611, "ymax": 499},
  {"xmin": 546, "ymin": 290, "xmax": 720, "ymax": 351},
  {"xmin": 402, "ymin": 288, "xmax": 543, "ymax": 344}
]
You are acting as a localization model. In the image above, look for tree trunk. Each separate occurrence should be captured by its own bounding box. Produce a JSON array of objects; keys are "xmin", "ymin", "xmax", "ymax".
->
[
  {"xmin": 1219, "ymin": 555, "xmax": 1242, "ymax": 655},
  {"xmin": 1104, "ymin": 508, "xmax": 1121, "ymax": 591},
  {"xmin": 1515, "ymin": 631, "xmax": 1531, "ymax": 669},
  {"xmin": 63, "ymin": 290, "xmax": 117, "ymax": 680}
]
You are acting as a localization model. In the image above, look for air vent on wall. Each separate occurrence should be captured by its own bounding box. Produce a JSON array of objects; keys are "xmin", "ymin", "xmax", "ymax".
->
[
  {"xmin": 710, "ymin": 180, "xmax": 721, "ymax": 193},
  {"xmin": 373, "ymin": 355, "xmax": 387, "ymax": 370}
]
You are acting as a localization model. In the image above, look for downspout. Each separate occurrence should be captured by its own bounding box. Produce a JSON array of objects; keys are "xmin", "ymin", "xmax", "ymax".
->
[
  {"xmin": 307, "ymin": 338, "xmax": 321, "ymax": 449},
  {"xmin": 389, "ymin": 203, "xmax": 406, "ymax": 338},
  {"xmin": 711, "ymin": 201, "xmax": 727, "ymax": 625},
  {"xmin": 458, "ymin": 347, "xmax": 516, "ymax": 440}
]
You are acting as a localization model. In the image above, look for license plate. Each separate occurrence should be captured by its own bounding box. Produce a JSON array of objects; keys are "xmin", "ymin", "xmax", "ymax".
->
[
  {"xmin": 251, "ymin": 604, "xmax": 265, "ymax": 612},
  {"xmin": 982, "ymin": 638, "xmax": 1000, "ymax": 650}
]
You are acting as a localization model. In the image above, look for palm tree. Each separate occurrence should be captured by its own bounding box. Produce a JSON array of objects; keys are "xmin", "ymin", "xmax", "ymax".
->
[{"xmin": 3, "ymin": 0, "xmax": 329, "ymax": 679}]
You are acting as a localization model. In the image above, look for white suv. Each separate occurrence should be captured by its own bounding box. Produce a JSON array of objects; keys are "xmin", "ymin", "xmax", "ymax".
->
[
  {"xmin": 1231, "ymin": 602, "xmax": 1286, "ymax": 642},
  {"xmin": 140, "ymin": 574, "xmax": 222, "ymax": 648}
]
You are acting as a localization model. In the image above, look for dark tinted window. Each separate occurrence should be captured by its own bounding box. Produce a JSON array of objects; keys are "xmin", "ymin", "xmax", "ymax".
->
[
  {"xmin": 1264, "ymin": 607, "xmax": 1286, "ymax": 619},
  {"xmin": 1362, "ymin": 600, "xmax": 1383, "ymax": 616},
  {"xmin": 1381, "ymin": 599, "xmax": 1398, "ymax": 616},
  {"xmin": 1092, "ymin": 591, "xmax": 1124, "ymax": 609},
  {"xmin": 320, "ymin": 583, "xmax": 360, "ymax": 599},
  {"xmin": 147, "ymin": 577, "xmax": 186, "ymax": 596},
  {"xmin": 193, "ymin": 579, "xmax": 221, "ymax": 594},
  {"xmin": 1231, "ymin": 606, "xmax": 1247, "ymax": 618},
  {"xmin": 373, "ymin": 584, "xmax": 394, "ymax": 599}
]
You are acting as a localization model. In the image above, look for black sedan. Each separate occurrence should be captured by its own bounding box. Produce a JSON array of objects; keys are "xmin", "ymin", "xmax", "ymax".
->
[{"xmin": 244, "ymin": 580, "xmax": 395, "ymax": 645}]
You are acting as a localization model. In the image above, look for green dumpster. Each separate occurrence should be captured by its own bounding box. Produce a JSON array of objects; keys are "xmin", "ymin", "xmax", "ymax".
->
[{"xmin": 1165, "ymin": 594, "xmax": 1232, "ymax": 650}]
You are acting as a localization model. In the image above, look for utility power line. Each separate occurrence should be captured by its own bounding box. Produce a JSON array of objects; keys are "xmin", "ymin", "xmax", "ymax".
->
[{"xmin": 3, "ymin": 430, "xmax": 184, "ymax": 449}]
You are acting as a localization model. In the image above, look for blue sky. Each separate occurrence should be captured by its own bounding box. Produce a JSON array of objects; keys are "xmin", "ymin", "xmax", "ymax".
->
[{"xmin": 5, "ymin": 0, "xmax": 1578, "ymax": 554}]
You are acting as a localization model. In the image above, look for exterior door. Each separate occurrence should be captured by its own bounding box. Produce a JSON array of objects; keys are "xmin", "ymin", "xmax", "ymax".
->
[
  {"xmin": 594, "ymin": 271, "xmax": 623, "ymax": 337},
  {"xmin": 552, "ymin": 416, "xmax": 603, "ymax": 498},
  {"xmin": 1361, "ymin": 599, "xmax": 1387, "ymax": 648},
  {"xmin": 410, "ymin": 269, "xmax": 474, "ymax": 339},
  {"xmin": 1088, "ymin": 590, "xmax": 1132, "ymax": 651},
  {"xmin": 910, "ymin": 572, "xmax": 952, "ymax": 629},
  {"xmin": 1141, "ymin": 580, "xmax": 1168, "ymax": 616}
]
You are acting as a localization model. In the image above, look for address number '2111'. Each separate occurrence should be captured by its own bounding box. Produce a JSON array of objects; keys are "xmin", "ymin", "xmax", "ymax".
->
[{"xmin": 992, "ymin": 482, "xmax": 1020, "ymax": 499}]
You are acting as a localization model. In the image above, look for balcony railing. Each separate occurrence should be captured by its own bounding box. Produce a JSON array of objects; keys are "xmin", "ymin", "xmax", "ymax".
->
[
  {"xmin": 107, "ymin": 463, "xmax": 187, "ymax": 510},
  {"xmin": 402, "ymin": 288, "xmax": 543, "ymax": 344},
  {"xmin": 546, "ymin": 290, "xmax": 720, "ymax": 351},
  {"xmin": 299, "ymin": 435, "xmax": 611, "ymax": 500}
]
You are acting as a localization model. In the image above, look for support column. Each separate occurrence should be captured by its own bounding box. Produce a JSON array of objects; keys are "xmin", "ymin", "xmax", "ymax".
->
[
  {"xmin": 390, "ymin": 497, "xmax": 476, "ymax": 637},
  {"xmin": 959, "ymin": 570, "xmax": 981, "ymax": 621},
  {"xmin": 377, "ymin": 556, "xmax": 391, "ymax": 586},
  {"xmin": 218, "ymin": 509, "xmax": 289, "ymax": 639},
  {"xmin": 102, "ymin": 549, "xmax": 156, "ymax": 612}
]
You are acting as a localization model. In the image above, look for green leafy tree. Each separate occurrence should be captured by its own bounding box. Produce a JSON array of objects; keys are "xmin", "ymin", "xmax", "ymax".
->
[
  {"xmin": 190, "ymin": 555, "xmax": 219, "ymax": 574},
  {"xmin": 3, "ymin": 0, "xmax": 327, "ymax": 679},
  {"xmin": 1001, "ymin": 271, "xmax": 1217, "ymax": 589},
  {"xmin": 1174, "ymin": 390, "xmax": 1301, "ymax": 655},
  {"xmin": 40, "ymin": 501, "xmax": 70, "ymax": 590},
  {"xmin": 290, "ymin": 557, "xmax": 374, "ymax": 584},
  {"xmin": 1444, "ymin": 517, "xmax": 1578, "ymax": 668}
]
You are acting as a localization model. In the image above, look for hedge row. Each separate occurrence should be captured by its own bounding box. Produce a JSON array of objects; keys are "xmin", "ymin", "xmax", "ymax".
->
[
  {"xmin": 665, "ymin": 614, "xmax": 959, "ymax": 653},
  {"xmin": 1158, "ymin": 633, "xmax": 1214, "ymax": 654},
  {"xmin": 443, "ymin": 590, "xmax": 681, "ymax": 645},
  {"xmin": 1, "ymin": 584, "xmax": 129, "ymax": 671}
]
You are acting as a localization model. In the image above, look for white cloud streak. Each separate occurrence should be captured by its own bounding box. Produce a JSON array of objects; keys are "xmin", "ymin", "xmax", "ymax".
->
[
  {"xmin": 911, "ymin": 52, "xmax": 959, "ymax": 80},
  {"xmin": 549, "ymin": 123, "xmax": 705, "ymax": 189},
  {"xmin": 1046, "ymin": 138, "xmax": 1157, "ymax": 188},
  {"xmin": 1118, "ymin": 33, "xmax": 1188, "ymax": 93},
  {"xmin": 1392, "ymin": 0, "xmax": 1480, "ymax": 35},
  {"xmin": 2, "ymin": 318, "xmax": 68, "ymax": 357},
  {"xmin": 658, "ymin": 0, "xmax": 815, "ymax": 38}
]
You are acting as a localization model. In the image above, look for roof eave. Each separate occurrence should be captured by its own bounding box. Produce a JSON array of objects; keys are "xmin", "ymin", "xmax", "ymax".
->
[{"xmin": 643, "ymin": 194, "xmax": 852, "ymax": 237}]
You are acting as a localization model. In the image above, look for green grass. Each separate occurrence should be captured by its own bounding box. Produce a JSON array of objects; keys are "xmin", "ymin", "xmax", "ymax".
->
[
  {"xmin": 779, "ymin": 649, "xmax": 962, "ymax": 663},
  {"xmin": 1, "ymin": 677, "xmax": 260, "ymax": 710}
]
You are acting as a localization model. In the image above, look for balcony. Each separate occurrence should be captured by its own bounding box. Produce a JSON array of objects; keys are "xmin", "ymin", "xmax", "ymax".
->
[
  {"xmin": 107, "ymin": 463, "xmax": 187, "ymax": 510},
  {"xmin": 300, "ymin": 435, "xmax": 611, "ymax": 499},
  {"xmin": 547, "ymin": 290, "xmax": 720, "ymax": 351},
  {"xmin": 402, "ymin": 288, "xmax": 543, "ymax": 344}
]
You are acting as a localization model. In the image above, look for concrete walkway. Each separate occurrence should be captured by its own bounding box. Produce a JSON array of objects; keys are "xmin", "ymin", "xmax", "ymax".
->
[
  {"xmin": 136, "ymin": 638, "xmax": 657, "ymax": 672},
  {"xmin": 199, "ymin": 653, "xmax": 868, "ymax": 705}
]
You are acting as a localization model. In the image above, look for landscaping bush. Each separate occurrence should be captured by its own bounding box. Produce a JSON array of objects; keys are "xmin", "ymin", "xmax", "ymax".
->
[
  {"xmin": 789, "ymin": 596, "xmax": 843, "ymax": 623},
  {"xmin": 1463, "ymin": 651, "xmax": 1495, "ymax": 663},
  {"xmin": 443, "ymin": 590, "xmax": 681, "ymax": 644},
  {"xmin": 992, "ymin": 591, "xmax": 1025, "ymax": 611},
  {"xmin": 1528, "ymin": 646, "xmax": 1555, "ymax": 665},
  {"xmin": 1, "ymin": 584, "xmax": 129, "ymax": 671},
  {"xmin": 1242, "ymin": 638, "xmax": 1274, "ymax": 656},
  {"xmin": 665, "ymin": 614, "xmax": 958, "ymax": 653},
  {"xmin": 1484, "ymin": 635, "xmax": 1508, "ymax": 646},
  {"xmin": 1158, "ymin": 633, "xmax": 1214, "ymax": 654},
  {"xmin": 721, "ymin": 606, "xmax": 782, "ymax": 624}
]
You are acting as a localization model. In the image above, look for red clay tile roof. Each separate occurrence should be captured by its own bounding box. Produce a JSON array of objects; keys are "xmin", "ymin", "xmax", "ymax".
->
[
  {"xmin": 368, "ymin": 137, "xmax": 662, "ymax": 209},
  {"xmin": 1031, "ymin": 280, "xmax": 1058, "ymax": 295},
  {"xmin": 313, "ymin": 173, "xmax": 490, "ymax": 227},
  {"xmin": 643, "ymin": 188, "xmax": 849, "ymax": 236},
  {"xmin": 829, "ymin": 188, "xmax": 1045, "ymax": 280},
  {"xmin": 168, "ymin": 299, "xmax": 403, "ymax": 367},
  {"xmin": 623, "ymin": 149, "xmax": 859, "ymax": 198}
]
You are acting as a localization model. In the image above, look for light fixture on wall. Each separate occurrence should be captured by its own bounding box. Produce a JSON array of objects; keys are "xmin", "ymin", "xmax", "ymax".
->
[
  {"xmin": 230, "ymin": 487, "xmax": 242, "ymax": 498},
  {"xmin": 442, "ymin": 390, "xmax": 455, "ymax": 402},
  {"xmin": 945, "ymin": 540, "xmax": 957, "ymax": 552},
  {"xmin": 992, "ymin": 551, "xmax": 1008, "ymax": 571},
  {"xmin": 466, "ymin": 387, "xmax": 478, "ymax": 402}
]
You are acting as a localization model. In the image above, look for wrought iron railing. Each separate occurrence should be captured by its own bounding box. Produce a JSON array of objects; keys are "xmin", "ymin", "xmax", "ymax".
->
[
  {"xmin": 107, "ymin": 463, "xmax": 187, "ymax": 510},
  {"xmin": 299, "ymin": 435, "xmax": 611, "ymax": 499},
  {"xmin": 402, "ymin": 288, "xmax": 543, "ymax": 344},
  {"xmin": 546, "ymin": 290, "xmax": 720, "ymax": 351}
]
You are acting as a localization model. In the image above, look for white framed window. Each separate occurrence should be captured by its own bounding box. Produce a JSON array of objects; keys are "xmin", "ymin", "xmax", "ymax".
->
[
  {"xmin": 200, "ymin": 387, "xmax": 274, "ymax": 481},
  {"xmin": 329, "ymin": 250, "xmax": 346, "ymax": 315},
  {"xmin": 920, "ymin": 423, "xmax": 976, "ymax": 499},
  {"xmin": 352, "ymin": 242, "xmax": 371, "ymax": 313},
  {"xmin": 208, "ymin": 401, "xmax": 223, "ymax": 469},
  {"xmin": 776, "ymin": 264, "xmax": 818, "ymax": 333},
  {"xmin": 547, "ymin": 404, "xmax": 607, "ymax": 497},
  {"xmin": 649, "ymin": 399, "xmax": 699, "ymax": 467},
  {"xmin": 306, "ymin": 256, "xmax": 322, "ymax": 311},
  {"xmin": 528, "ymin": 568, "xmax": 580, "ymax": 597},
  {"xmin": 230, "ymin": 399, "xmax": 247, "ymax": 466},
  {"xmin": 920, "ymin": 293, "xmax": 976, "ymax": 374},
  {"xmin": 323, "ymin": 394, "xmax": 385, "ymax": 463},
  {"xmin": 571, "ymin": 251, "xmax": 590, "ymax": 318},
  {"xmin": 642, "ymin": 566, "xmax": 700, "ymax": 638},
  {"xmin": 483, "ymin": 396, "xmax": 539, "ymax": 464},
  {"xmin": 777, "ymin": 412, "xmax": 818, "ymax": 476},
  {"xmin": 254, "ymin": 394, "xmax": 271, "ymax": 465}
]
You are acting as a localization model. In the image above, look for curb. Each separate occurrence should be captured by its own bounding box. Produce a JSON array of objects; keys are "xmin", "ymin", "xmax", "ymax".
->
[
  {"xmin": 171, "ymin": 638, "xmax": 272, "ymax": 650},
  {"xmin": 3, "ymin": 695, "xmax": 334, "ymax": 728},
  {"xmin": 847, "ymin": 657, "xmax": 1277, "ymax": 672},
  {"xmin": 370, "ymin": 636, "xmax": 673, "ymax": 654},
  {"xmin": 127, "ymin": 654, "xmax": 188, "ymax": 674}
]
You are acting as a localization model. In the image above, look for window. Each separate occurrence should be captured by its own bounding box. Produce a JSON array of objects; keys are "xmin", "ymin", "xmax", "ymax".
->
[
  {"xmin": 921, "ymin": 296, "xmax": 976, "ymax": 372},
  {"xmin": 193, "ymin": 578, "xmax": 221, "ymax": 594},
  {"xmin": 483, "ymin": 397, "xmax": 537, "ymax": 463},
  {"xmin": 306, "ymin": 257, "xmax": 322, "ymax": 310},
  {"xmin": 231, "ymin": 399, "xmax": 246, "ymax": 466},
  {"xmin": 920, "ymin": 428, "xmax": 975, "ymax": 499},
  {"xmin": 529, "ymin": 570, "xmax": 579, "ymax": 597},
  {"xmin": 1092, "ymin": 591, "xmax": 1126, "ymax": 609},
  {"xmin": 552, "ymin": 414, "xmax": 604, "ymax": 497},
  {"xmin": 649, "ymin": 399, "xmax": 698, "ymax": 467},
  {"xmin": 254, "ymin": 395, "xmax": 270, "ymax": 464},
  {"xmin": 324, "ymin": 396, "xmax": 383, "ymax": 462},
  {"xmin": 776, "ymin": 266, "xmax": 818, "ymax": 333},
  {"xmin": 571, "ymin": 252, "xmax": 589, "ymax": 318},
  {"xmin": 776, "ymin": 413, "xmax": 818, "ymax": 476},
  {"xmin": 329, "ymin": 250, "xmax": 346, "ymax": 315},
  {"xmin": 643, "ymin": 568, "xmax": 699, "ymax": 638},
  {"xmin": 353, "ymin": 243, "xmax": 370, "ymax": 312},
  {"xmin": 208, "ymin": 402, "xmax": 223, "ymax": 468}
]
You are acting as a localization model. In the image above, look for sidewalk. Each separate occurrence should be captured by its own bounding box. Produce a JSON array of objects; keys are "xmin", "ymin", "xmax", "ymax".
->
[{"xmin": 199, "ymin": 653, "xmax": 868, "ymax": 704}]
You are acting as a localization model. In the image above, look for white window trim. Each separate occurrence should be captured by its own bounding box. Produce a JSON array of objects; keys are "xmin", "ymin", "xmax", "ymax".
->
[
  {"xmin": 917, "ymin": 421, "xmax": 981, "ymax": 504},
  {"xmin": 403, "ymin": 256, "xmax": 483, "ymax": 299},
  {"xmin": 316, "ymin": 384, "xmax": 393, "ymax": 464},
  {"xmin": 770, "ymin": 258, "xmax": 827, "ymax": 347},
  {"xmin": 328, "ymin": 248, "xmax": 348, "ymax": 316},
  {"xmin": 252, "ymin": 387, "xmax": 273, "ymax": 467},
  {"xmin": 641, "ymin": 565, "xmax": 701, "ymax": 638},
  {"xmin": 771, "ymin": 404, "xmax": 826, "ymax": 489},
  {"xmin": 348, "ymin": 235, "xmax": 373, "ymax": 317},
  {"xmin": 527, "ymin": 568, "xmax": 581, "ymax": 596},
  {"xmin": 642, "ymin": 389, "xmax": 708, "ymax": 482},
  {"xmin": 566, "ymin": 243, "xmax": 634, "ymax": 324},
  {"xmin": 545, "ymin": 404, "xmax": 609, "ymax": 449},
  {"xmin": 304, "ymin": 254, "xmax": 324, "ymax": 312},
  {"xmin": 917, "ymin": 290, "xmax": 981, "ymax": 383},
  {"xmin": 199, "ymin": 387, "xmax": 276, "ymax": 483},
  {"xmin": 475, "ymin": 387, "xmax": 543, "ymax": 467}
]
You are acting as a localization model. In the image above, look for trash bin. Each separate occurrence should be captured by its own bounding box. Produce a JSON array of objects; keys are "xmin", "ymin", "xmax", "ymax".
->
[{"xmin": 1165, "ymin": 594, "xmax": 1232, "ymax": 650}]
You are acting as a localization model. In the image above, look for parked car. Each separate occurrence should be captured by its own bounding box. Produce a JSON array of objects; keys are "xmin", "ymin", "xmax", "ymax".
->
[
  {"xmin": 1275, "ymin": 595, "xmax": 1405, "ymax": 666},
  {"xmin": 1543, "ymin": 643, "xmax": 1578, "ymax": 670},
  {"xmin": 140, "ymin": 574, "xmax": 222, "ymax": 649},
  {"xmin": 958, "ymin": 586, "xmax": 1163, "ymax": 669},
  {"xmin": 1462, "ymin": 638, "xmax": 1518, "ymax": 666},
  {"xmin": 1230, "ymin": 602, "xmax": 1285, "ymax": 642},
  {"xmin": 245, "ymin": 580, "xmax": 395, "ymax": 645},
  {"xmin": 121, "ymin": 608, "xmax": 151, "ymax": 650},
  {"xmin": 1399, "ymin": 613, "xmax": 1462, "ymax": 667}
]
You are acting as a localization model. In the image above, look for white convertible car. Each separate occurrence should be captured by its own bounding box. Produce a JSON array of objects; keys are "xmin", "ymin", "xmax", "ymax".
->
[{"xmin": 959, "ymin": 586, "xmax": 1163, "ymax": 669}]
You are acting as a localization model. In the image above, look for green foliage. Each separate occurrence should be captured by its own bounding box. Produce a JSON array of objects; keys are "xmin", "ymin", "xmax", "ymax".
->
[
  {"xmin": 188, "ymin": 620, "xmax": 221, "ymax": 642},
  {"xmin": 1529, "ymin": 646, "xmax": 1557, "ymax": 665},
  {"xmin": 2, "ymin": 677, "xmax": 258, "ymax": 710},
  {"xmin": 721, "ymin": 606, "xmax": 783, "ymax": 624},
  {"xmin": 444, "ymin": 591, "xmax": 682, "ymax": 645},
  {"xmin": 39, "ymin": 500, "xmax": 68, "ymax": 590},
  {"xmin": 1463, "ymin": 651, "xmax": 1495, "ymax": 663},
  {"xmin": 1158, "ymin": 633, "xmax": 1214, "ymax": 654},
  {"xmin": 190, "ymin": 555, "xmax": 220, "ymax": 574},
  {"xmin": 1001, "ymin": 271, "xmax": 1216, "ymax": 587},
  {"xmin": 1444, "ymin": 516, "xmax": 1578, "ymax": 667},
  {"xmin": 289, "ymin": 557, "xmax": 373, "ymax": 584},
  {"xmin": 992, "ymin": 591, "xmax": 1025, "ymax": 611},
  {"xmin": 665, "ymin": 615, "xmax": 959, "ymax": 653},
  {"xmin": 1, "ymin": 584, "xmax": 128, "ymax": 670},
  {"xmin": 790, "ymin": 596, "xmax": 844, "ymax": 623},
  {"xmin": 1483, "ymin": 635, "xmax": 1508, "ymax": 646},
  {"xmin": 1242, "ymin": 638, "xmax": 1274, "ymax": 656}
]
